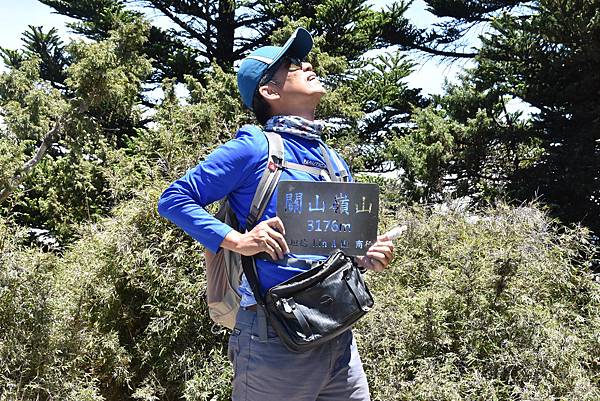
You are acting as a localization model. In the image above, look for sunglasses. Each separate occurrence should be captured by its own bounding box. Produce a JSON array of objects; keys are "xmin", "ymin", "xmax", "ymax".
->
[
  {"xmin": 286, "ymin": 57, "xmax": 303, "ymax": 72},
  {"xmin": 259, "ymin": 56, "xmax": 304, "ymax": 86}
]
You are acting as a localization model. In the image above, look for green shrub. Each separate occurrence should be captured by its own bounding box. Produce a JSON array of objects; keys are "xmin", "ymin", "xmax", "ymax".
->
[
  {"xmin": 359, "ymin": 204, "xmax": 600, "ymax": 400},
  {"xmin": 0, "ymin": 220, "xmax": 58, "ymax": 399},
  {"xmin": 50, "ymin": 187, "xmax": 231, "ymax": 400},
  {"xmin": 1, "ymin": 188, "xmax": 232, "ymax": 401}
]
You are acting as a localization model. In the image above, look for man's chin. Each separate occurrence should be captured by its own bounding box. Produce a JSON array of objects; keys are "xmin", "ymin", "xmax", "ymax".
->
[{"xmin": 313, "ymin": 88, "xmax": 326, "ymax": 98}]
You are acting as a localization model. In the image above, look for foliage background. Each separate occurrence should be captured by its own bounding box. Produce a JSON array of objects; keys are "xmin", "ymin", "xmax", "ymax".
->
[{"xmin": 1, "ymin": 0, "xmax": 599, "ymax": 400}]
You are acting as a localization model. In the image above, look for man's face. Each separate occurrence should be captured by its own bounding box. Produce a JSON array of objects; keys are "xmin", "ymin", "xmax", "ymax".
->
[{"xmin": 268, "ymin": 57, "xmax": 326, "ymax": 105}]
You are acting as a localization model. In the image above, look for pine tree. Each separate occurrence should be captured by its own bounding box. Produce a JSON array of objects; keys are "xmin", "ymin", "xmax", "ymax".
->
[
  {"xmin": 0, "ymin": 19, "xmax": 152, "ymax": 244},
  {"xmin": 386, "ymin": 0, "xmax": 600, "ymax": 232}
]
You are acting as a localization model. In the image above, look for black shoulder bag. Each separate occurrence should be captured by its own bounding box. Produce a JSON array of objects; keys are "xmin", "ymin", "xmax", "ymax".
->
[{"xmin": 241, "ymin": 250, "xmax": 374, "ymax": 352}]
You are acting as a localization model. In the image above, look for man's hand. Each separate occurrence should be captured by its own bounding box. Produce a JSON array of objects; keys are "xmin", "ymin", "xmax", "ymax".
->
[
  {"xmin": 221, "ymin": 217, "xmax": 290, "ymax": 260},
  {"xmin": 355, "ymin": 234, "xmax": 395, "ymax": 272}
]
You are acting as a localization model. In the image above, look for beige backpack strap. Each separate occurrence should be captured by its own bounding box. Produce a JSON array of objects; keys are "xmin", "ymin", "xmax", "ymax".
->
[{"xmin": 246, "ymin": 130, "xmax": 285, "ymax": 229}]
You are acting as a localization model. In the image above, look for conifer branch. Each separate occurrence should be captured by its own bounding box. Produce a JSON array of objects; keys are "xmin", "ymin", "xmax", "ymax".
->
[
  {"xmin": 0, "ymin": 101, "xmax": 88, "ymax": 204},
  {"xmin": 0, "ymin": 118, "xmax": 62, "ymax": 204}
]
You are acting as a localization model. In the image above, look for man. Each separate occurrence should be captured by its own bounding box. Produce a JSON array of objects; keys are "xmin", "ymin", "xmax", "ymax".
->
[{"xmin": 158, "ymin": 27, "xmax": 394, "ymax": 401}]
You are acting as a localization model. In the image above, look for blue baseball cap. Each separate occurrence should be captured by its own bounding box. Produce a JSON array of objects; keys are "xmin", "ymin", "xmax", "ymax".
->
[{"xmin": 237, "ymin": 28, "xmax": 313, "ymax": 110}]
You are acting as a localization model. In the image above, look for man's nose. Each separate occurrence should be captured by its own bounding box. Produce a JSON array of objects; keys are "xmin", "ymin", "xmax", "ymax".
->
[{"xmin": 301, "ymin": 62, "xmax": 313, "ymax": 71}]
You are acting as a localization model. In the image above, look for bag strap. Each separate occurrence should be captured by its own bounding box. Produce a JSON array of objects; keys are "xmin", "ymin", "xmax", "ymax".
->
[
  {"xmin": 287, "ymin": 299, "xmax": 314, "ymax": 338},
  {"xmin": 241, "ymin": 254, "xmax": 264, "ymax": 305}
]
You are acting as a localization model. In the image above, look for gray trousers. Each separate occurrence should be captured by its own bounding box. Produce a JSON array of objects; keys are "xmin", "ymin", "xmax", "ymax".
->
[{"xmin": 228, "ymin": 307, "xmax": 371, "ymax": 401}]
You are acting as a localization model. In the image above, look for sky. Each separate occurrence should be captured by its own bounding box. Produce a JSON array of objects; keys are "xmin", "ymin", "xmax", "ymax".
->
[{"xmin": 0, "ymin": 0, "xmax": 469, "ymax": 96}]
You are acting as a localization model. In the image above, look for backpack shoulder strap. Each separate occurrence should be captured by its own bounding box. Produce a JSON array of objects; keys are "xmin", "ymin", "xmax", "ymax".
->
[
  {"xmin": 281, "ymin": 160, "xmax": 331, "ymax": 181},
  {"xmin": 246, "ymin": 129, "xmax": 285, "ymax": 229},
  {"xmin": 318, "ymin": 142, "xmax": 350, "ymax": 182},
  {"xmin": 242, "ymin": 129, "xmax": 285, "ymax": 306}
]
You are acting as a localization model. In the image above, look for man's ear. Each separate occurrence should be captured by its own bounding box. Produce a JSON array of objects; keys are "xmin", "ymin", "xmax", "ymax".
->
[{"xmin": 257, "ymin": 84, "xmax": 280, "ymax": 101}]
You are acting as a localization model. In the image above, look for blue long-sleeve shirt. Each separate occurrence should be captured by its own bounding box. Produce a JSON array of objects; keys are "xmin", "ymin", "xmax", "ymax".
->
[{"xmin": 157, "ymin": 124, "xmax": 351, "ymax": 296}]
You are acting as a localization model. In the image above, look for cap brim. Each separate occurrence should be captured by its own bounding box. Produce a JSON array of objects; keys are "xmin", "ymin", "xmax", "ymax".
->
[{"xmin": 264, "ymin": 28, "xmax": 313, "ymax": 77}]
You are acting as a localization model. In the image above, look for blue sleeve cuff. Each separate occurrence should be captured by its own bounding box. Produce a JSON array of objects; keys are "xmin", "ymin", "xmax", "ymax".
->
[{"xmin": 209, "ymin": 224, "xmax": 234, "ymax": 253}]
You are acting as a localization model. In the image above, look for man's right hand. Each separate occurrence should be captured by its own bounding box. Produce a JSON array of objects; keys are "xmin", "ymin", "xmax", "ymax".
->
[{"xmin": 221, "ymin": 216, "xmax": 290, "ymax": 260}]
